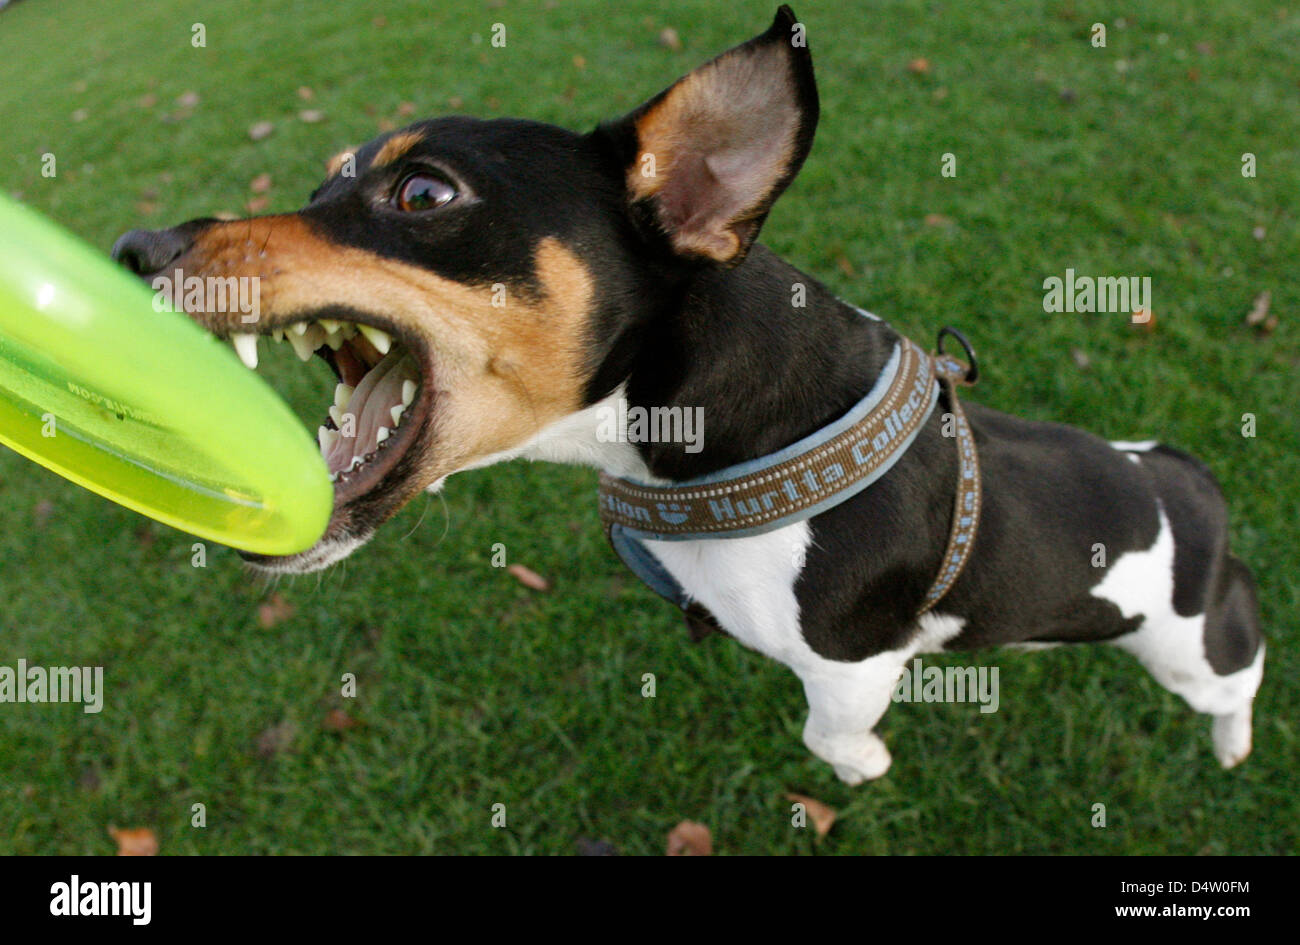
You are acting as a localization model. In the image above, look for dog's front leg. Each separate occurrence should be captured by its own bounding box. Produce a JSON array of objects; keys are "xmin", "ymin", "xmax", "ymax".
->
[{"xmin": 797, "ymin": 654, "xmax": 911, "ymax": 785}]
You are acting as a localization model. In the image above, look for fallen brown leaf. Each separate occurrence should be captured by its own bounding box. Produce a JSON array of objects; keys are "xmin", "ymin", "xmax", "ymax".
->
[
  {"xmin": 256, "ymin": 719, "xmax": 297, "ymax": 758},
  {"xmin": 1070, "ymin": 347, "xmax": 1091, "ymax": 370},
  {"xmin": 136, "ymin": 93, "xmax": 157, "ymax": 109},
  {"xmin": 323, "ymin": 708, "xmax": 360, "ymax": 732},
  {"xmin": 923, "ymin": 212, "xmax": 954, "ymax": 227},
  {"xmin": 109, "ymin": 826, "xmax": 158, "ymax": 856},
  {"xmin": 666, "ymin": 820, "xmax": 712, "ymax": 855},
  {"xmin": 248, "ymin": 120, "xmax": 275, "ymax": 141},
  {"xmin": 258, "ymin": 592, "xmax": 294, "ymax": 628},
  {"xmin": 507, "ymin": 563, "xmax": 551, "ymax": 592},
  {"xmin": 1245, "ymin": 290, "xmax": 1272, "ymax": 328},
  {"xmin": 397, "ymin": 101, "xmax": 416, "ymax": 116},
  {"xmin": 786, "ymin": 792, "xmax": 837, "ymax": 838},
  {"xmin": 297, "ymin": 85, "xmax": 315, "ymax": 101},
  {"xmin": 658, "ymin": 27, "xmax": 683, "ymax": 51},
  {"xmin": 245, "ymin": 196, "xmax": 270, "ymax": 214},
  {"xmin": 133, "ymin": 522, "xmax": 156, "ymax": 549},
  {"xmin": 176, "ymin": 90, "xmax": 200, "ymax": 108},
  {"xmin": 907, "ymin": 57, "xmax": 931, "ymax": 75},
  {"xmin": 33, "ymin": 499, "xmax": 54, "ymax": 527},
  {"xmin": 249, "ymin": 173, "xmax": 272, "ymax": 193},
  {"xmin": 299, "ymin": 109, "xmax": 325, "ymax": 124}
]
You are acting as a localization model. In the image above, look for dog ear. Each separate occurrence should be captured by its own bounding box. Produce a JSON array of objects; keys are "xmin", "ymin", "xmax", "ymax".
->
[{"xmin": 605, "ymin": 5, "xmax": 818, "ymax": 266}]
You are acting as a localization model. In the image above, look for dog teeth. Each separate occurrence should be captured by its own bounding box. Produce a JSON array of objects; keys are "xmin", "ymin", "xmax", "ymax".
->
[
  {"xmin": 375, "ymin": 426, "xmax": 389, "ymax": 445},
  {"xmin": 328, "ymin": 405, "xmax": 346, "ymax": 427},
  {"xmin": 357, "ymin": 324, "xmax": 392, "ymax": 355},
  {"xmin": 288, "ymin": 329, "xmax": 317, "ymax": 361},
  {"xmin": 401, "ymin": 379, "xmax": 417, "ymax": 406},
  {"xmin": 334, "ymin": 383, "xmax": 354, "ymax": 409},
  {"xmin": 390, "ymin": 403, "xmax": 405, "ymax": 427},
  {"xmin": 317, "ymin": 425, "xmax": 338, "ymax": 454},
  {"xmin": 232, "ymin": 333, "xmax": 258, "ymax": 370},
  {"xmin": 259, "ymin": 319, "xmax": 384, "ymax": 361}
]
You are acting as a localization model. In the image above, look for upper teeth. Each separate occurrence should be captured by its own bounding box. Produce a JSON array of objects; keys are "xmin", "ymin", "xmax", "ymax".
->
[
  {"xmin": 231, "ymin": 320, "xmax": 384, "ymax": 367},
  {"xmin": 358, "ymin": 324, "xmax": 392, "ymax": 355},
  {"xmin": 232, "ymin": 333, "xmax": 259, "ymax": 370},
  {"xmin": 287, "ymin": 330, "xmax": 316, "ymax": 361}
]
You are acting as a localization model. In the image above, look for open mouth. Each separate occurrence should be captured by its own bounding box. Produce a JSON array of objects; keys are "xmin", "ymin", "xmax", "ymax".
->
[{"xmin": 222, "ymin": 314, "xmax": 430, "ymax": 507}]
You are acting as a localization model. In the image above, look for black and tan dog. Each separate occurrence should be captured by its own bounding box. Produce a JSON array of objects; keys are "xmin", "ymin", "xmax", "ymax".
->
[{"xmin": 113, "ymin": 7, "xmax": 1263, "ymax": 784}]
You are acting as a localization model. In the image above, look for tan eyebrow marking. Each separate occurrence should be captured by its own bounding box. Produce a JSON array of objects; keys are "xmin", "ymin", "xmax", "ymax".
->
[
  {"xmin": 372, "ymin": 131, "xmax": 424, "ymax": 168},
  {"xmin": 324, "ymin": 148, "xmax": 355, "ymax": 177}
]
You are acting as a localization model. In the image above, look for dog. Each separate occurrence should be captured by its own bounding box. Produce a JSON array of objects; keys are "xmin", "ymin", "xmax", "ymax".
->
[{"xmin": 111, "ymin": 6, "xmax": 1264, "ymax": 784}]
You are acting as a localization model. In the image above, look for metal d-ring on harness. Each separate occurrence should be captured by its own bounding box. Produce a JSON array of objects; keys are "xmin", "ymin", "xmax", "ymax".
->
[{"xmin": 598, "ymin": 324, "xmax": 983, "ymax": 624}]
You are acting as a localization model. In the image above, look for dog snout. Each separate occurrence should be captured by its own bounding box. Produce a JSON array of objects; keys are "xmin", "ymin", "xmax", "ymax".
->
[{"xmin": 110, "ymin": 226, "xmax": 193, "ymax": 276}]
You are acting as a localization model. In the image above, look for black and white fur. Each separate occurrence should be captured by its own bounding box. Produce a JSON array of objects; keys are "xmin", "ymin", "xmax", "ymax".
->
[{"xmin": 451, "ymin": 11, "xmax": 1265, "ymax": 780}]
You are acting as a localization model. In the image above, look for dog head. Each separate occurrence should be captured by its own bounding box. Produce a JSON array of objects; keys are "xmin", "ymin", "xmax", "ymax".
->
[{"xmin": 110, "ymin": 5, "xmax": 818, "ymax": 572}]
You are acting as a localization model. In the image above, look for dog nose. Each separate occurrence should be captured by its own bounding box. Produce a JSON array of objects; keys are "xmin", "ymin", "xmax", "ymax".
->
[{"xmin": 110, "ymin": 227, "xmax": 192, "ymax": 276}]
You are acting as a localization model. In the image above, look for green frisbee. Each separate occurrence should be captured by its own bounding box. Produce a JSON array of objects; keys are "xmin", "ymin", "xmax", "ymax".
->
[{"xmin": 0, "ymin": 194, "xmax": 332, "ymax": 555}]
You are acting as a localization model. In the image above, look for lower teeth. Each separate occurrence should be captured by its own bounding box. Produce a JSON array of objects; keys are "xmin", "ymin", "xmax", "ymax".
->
[
  {"xmin": 229, "ymin": 317, "xmax": 418, "ymax": 484},
  {"xmin": 318, "ymin": 349, "xmax": 419, "ymax": 481}
]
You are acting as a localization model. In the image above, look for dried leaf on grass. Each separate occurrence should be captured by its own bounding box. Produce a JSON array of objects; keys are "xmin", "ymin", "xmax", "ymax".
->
[
  {"xmin": 109, "ymin": 826, "xmax": 158, "ymax": 856},
  {"xmin": 785, "ymin": 792, "xmax": 837, "ymax": 837},
  {"xmin": 666, "ymin": 820, "xmax": 712, "ymax": 855},
  {"xmin": 507, "ymin": 563, "xmax": 551, "ymax": 592}
]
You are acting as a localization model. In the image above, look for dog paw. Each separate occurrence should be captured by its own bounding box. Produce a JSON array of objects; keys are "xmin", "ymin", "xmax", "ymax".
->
[
  {"xmin": 804, "ymin": 725, "xmax": 892, "ymax": 785},
  {"xmin": 1212, "ymin": 709, "xmax": 1252, "ymax": 769}
]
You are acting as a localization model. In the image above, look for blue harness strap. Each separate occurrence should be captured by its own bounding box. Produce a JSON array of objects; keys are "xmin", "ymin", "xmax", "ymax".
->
[{"xmin": 601, "ymin": 326, "xmax": 982, "ymax": 619}]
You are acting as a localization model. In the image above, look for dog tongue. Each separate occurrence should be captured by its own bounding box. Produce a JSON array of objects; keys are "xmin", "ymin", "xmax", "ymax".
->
[{"xmin": 325, "ymin": 348, "xmax": 417, "ymax": 473}]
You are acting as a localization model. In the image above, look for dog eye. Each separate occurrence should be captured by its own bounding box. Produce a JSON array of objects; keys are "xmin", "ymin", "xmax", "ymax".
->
[{"xmin": 395, "ymin": 173, "xmax": 456, "ymax": 212}]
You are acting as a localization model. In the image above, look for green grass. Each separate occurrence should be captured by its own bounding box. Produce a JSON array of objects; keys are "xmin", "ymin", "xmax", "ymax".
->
[{"xmin": 0, "ymin": 0, "xmax": 1297, "ymax": 854}]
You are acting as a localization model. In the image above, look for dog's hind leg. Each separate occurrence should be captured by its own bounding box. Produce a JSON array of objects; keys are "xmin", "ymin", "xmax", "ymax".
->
[
  {"xmin": 1203, "ymin": 556, "xmax": 1265, "ymax": 767},
  {"xmin": 1097, "ymin": 447, "xmax": 1265, "ymax": 767},
  {"xmin": 1106, "ymin": 539, "xmax": 1265, "ymax": 768}
]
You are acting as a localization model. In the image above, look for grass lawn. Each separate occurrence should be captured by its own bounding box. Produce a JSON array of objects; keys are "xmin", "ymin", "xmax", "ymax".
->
[{"xmin": 0, "ymin": 0, "xmax": 1296, "ymax": 855}]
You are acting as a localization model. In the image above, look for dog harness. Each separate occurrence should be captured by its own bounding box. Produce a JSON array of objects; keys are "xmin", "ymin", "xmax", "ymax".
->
[{"xmin": 598, "ymin": 325, "xmax": 982, "ymax": 627}]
